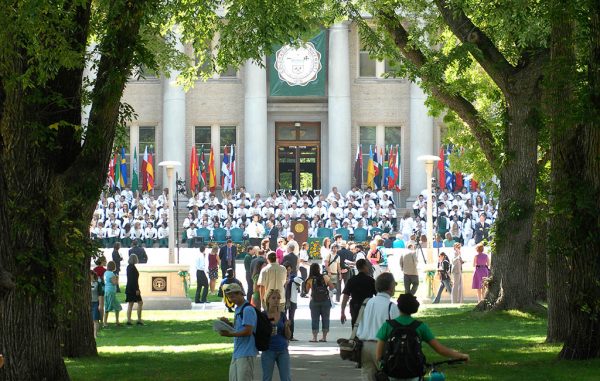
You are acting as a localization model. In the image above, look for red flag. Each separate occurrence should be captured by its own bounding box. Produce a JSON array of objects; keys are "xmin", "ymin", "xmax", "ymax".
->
[
  {"xmin": 387, "ymin": 146, "xmax": 396, "ymax": 190},
  {"xmin": 208, "ymin": 146, "xmax": 216, "ymax": 192},
  {"xmin": 438, "ymin": 146, "xmax": 445, "ymax": 190},
  {"xmin": 455, "ymin": 172, "xmax": 464, "ymax": 190},
  {"xmin": 108, "ymin": 155, "xmax": 116, "ymax": 189},
  {"xmin": 147, "ymin": 148, "xmax": 154, "ymax": 192},
  {"xmin": 230, "ymin": 145, "xmax": 236, "ymax": 191},
  {"xmin": 471, "ymin": 178, "xmax": 479, "ymax": 190},
  {"xmin": 190, "ymin": 146, "xmax": 199, "ymax": 193}
]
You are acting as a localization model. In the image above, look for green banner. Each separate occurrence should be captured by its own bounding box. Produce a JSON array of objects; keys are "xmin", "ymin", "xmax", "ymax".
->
[{"xmin": 269, "ymin": 31, "xmax": 327, "ymax": 97}]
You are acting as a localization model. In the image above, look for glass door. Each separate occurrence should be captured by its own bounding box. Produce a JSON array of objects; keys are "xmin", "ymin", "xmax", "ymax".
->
[{"xmin": 276, "ymin": 144, "xmax": 319, "ymax": 191}]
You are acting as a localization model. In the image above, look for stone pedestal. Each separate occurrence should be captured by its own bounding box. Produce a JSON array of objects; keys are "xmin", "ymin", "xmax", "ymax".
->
[{"xmin": 137, "ymin": 264, "xmax": 191, "ymax": 310}]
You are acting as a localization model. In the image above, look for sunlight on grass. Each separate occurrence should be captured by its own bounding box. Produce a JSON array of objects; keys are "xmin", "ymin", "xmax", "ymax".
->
[{"xmin": 100, "ymin": 343, "xmax": 231, "ymax": 354}]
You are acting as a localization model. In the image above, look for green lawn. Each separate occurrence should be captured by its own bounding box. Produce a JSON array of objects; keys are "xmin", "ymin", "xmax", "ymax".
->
[{"xmin": 65, "ymin": 305, "xmax": 600, "ymax": 381}]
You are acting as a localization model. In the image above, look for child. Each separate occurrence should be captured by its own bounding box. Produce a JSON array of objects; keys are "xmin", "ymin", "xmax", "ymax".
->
[
  {"xmin": 90, "ymin": 270, "xmax": 100, "ymax": 337},
  {"xmin": 218, "ymin": 268, "xmax": 244, "ymax": 312}
]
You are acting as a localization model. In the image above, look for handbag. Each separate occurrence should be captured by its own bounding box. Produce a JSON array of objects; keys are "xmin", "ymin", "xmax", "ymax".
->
[{"xmin": 337, "ymin": 297, "xmax": 371, "ymax": 367}]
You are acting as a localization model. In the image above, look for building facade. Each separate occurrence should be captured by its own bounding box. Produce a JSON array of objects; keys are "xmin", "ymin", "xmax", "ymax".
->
[{"xmin": 120, "ymin": 22, "xmax": 442, "ymax": 203}]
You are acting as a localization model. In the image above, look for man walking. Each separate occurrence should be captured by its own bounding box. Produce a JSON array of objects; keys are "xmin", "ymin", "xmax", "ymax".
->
[
  {"xmin": 340, "ymin": 259, "xmax": 376, "ymax": 328},
  {"xmin": 243, "ymin": 245, "xmax": 256, "ymax": 302},
  {"xmin": 194, "ymin": 245, "xmax": 209, "ymax": 304},
  {"xmin": 219, "ymin": 239, "xmax": 237, "ymax": 278},
  {"xmin": 257, "ymin": 252, "xmax": 287, "ymax": 306},
  {"xmin": 129, "ymin": 239, "xmax": 148, "ymax": 264},
  {"xmin": 400, "ymin": 243, "xmax": 419, "ymax": 295},
  {"xmin": 356, "ymin": 273, "xmax": 399, "ymax": 381},
  {"xmin": 218, "ymin": 284, "xmax": 257, "ymax": 381}
]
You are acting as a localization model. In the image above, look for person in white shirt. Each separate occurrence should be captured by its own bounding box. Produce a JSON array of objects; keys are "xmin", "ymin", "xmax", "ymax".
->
[
  {"xmin": 355, "ymin": 272, "xmax": 400, "ymax": 381},
  {"xmin": 194, "ymin": 246, "xmax": 209, "ymax": 303},
  {"xmin": 186, "ymin": 222, "xmax": 197, "ymax": 247},
  {"xmin": 144, "ymin": 221, "xmax": 157, "ymax": 248},
  {"xmin": 157, "ymin": 222, "xmax": 169, "ymax": 248},
  {"xmin": 246, "ymin": 214, "xmax": 265, "ymax": 246}
]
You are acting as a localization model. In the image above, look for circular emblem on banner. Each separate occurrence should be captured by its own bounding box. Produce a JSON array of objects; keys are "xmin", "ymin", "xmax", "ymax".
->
[
  {"xmin": 152, "ymin": 276, "xmax": 167, "ymax": 292},
  {"xmin": 294, "ymin": 223, "xmax": 305, "ymax": 233},
  {"xmin": 274, "ymin": 42, "xmax": 322, "ymax": 87}
]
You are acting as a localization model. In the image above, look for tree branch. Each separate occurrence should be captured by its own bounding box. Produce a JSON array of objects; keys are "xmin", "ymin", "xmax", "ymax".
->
[
  {"xmin": 433, "ymin": 0, "xmax": 515, "ymax": 91},
  {"xmin": 378, "ymin": 11, "xmax": 499, "ymax": 171}
]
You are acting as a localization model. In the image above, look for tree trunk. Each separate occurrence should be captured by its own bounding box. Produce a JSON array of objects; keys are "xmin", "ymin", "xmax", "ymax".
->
[
  {"xmin": 477, "ymin": 89, "xmax": 540, "ymax": 311},
  {"xmin": 529, "ymin": 212, "xmax": 547, "ymax": 302}
]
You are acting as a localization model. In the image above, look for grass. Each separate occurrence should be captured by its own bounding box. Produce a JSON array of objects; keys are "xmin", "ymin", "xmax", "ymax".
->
[{"xmin": 65, "ymin": 305, "xmax": 600, "ymax": 381}]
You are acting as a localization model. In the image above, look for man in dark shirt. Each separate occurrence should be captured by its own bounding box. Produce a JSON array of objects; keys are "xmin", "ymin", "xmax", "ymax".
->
[
  {"xmin": 249, "ymin": 247, "xmax": 267, "ymax": 284},
  {"xmin": 242, "ymin": 245, "xmax": 255, "ymax": 302},
  {"xmin": 282, "ymin": 243, "xmax": 298, "ymax": 277},
  {"xmin": 337, "ymin": 241, "xmax": 354, "ymax": 290},
  {"xmin": 219, "ymin": 239, "xmax": 237, "ymax": 278},
  {"xmin": 129, "ymin": 239, "xmax": 148, "ymax": 264},
  {"xmin": 473, "ymin": 213, "xmax": 490, "ymax": 244},
  {"xmin": 340, "ymin": 259, "xmax": 376, "ymax": 328}
]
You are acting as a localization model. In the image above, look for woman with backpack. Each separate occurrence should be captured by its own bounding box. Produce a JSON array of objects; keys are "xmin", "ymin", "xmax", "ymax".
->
[
  {"xmin": 261, "ymin": 289, "xmax": 292, "ymax": 381},
  {"xmin": 375, "ymin": 293, "xmax": 469, "ymax": 380},
  {"xmin": 305, "ymin": 263, "xmax": 335, "ymax": 343},
  {"xmin": 432, "ymin": 252, "xmax": 452, "ymax": 304}
]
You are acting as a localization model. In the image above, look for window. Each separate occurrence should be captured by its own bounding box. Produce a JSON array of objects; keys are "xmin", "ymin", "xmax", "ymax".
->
[
  {"xmin": 195, "ymin": 50, "xmax": 214, "ymax": 76},
  {"xmin": 220, "ymin": 66, "xmax": 238, "ymax": 78},
  {"xmin": 220, "ymin": 126, "xmax": 237, "ymax": 166},
  {"xmin": 360, "ymin": 126, "xmax": 376, "ymax": 183},
  {"xmin": 384, "ymin": 127, "xmax": 401, "ymax": 147},
  {"xmin": 194, "ymin": 126, "xmax": 212, "ymax": 156},
  {"xmin": 139, "ymin": 126, "xmax": 155, "ymax": 154},
  {"xmin": 359, "ymin": 40, "xmax": 376, "ymax": 77}
]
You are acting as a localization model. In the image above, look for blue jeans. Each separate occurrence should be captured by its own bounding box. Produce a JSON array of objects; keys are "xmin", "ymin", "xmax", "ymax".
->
[
  {"xmin": 309, "ymin": 300, "xmax": 331, "ymax": 333},
  {"xmin": 261, "ymin": 349, "xmax": 291, "ymax": 381},
  {"xmin": 433, "ymin": 279, "xmax": 453, "ymax": 303}
]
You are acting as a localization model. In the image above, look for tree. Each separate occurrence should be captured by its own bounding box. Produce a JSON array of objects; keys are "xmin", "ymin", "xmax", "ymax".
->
[
  {"xmin": 0, "ymin": 0, "xmax": 327, "ymax": 379},
  {"xmin": 350, "ymin": 0, "xmax": 547, "ymax": 311}
]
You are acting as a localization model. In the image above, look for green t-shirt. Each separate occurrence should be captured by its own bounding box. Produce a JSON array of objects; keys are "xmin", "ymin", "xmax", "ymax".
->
[{"xmin": 376, "ymin": 315, "xmax": 435, "ymax": 343}]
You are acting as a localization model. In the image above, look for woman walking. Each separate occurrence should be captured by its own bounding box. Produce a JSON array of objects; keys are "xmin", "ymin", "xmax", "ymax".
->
[
  {"xmin": 451, "ymin": 243, "xmax": 464, "ymax": 303},
  {"xmin": 261, "ymin": 289, "xmax": 292, "ymax": 381},
  {"xmin": 305, "ymin": 263, "xmax": 334, "ymax": 342},
  {"xmin": 125, "ymin": 254, "xmax": 144, "ymax": 325},
  {"xmin": 103, "ymin": 261, "xmax": 122, "ymax": 327},
  {"xmin": 111, "ymin": 242, "xmax": 123, "ymax": 293},
  {"xmin": 207, "ymin": 246, "xmax": 220, "ymax": 294},
  {"xmin": 472, "ymin": 243, "xmax": 490, "ymax": 302},
  {"xmin": 92, "ymin": 256, "xmax": 107, "ymax": 323},
  {"xmin": 433, "ymin": 252, "xmax": 452, "ymax": 304}
]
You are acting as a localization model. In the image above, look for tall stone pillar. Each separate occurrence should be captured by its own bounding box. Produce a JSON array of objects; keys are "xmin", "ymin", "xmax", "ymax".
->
[
  {"xmin": 162, "ymin": 28, "xmax": 186, "ymax": 187},
  {"xmin": 243, "ymin": 57, "xmax": 268, "ymax": 196},
  {"xmin": 409, "ymin": 82, "xmax": 435, "ymax": 196},
  {"xmin": 328, "ymin": 22, "xmax": 352, "ymax": 193}
]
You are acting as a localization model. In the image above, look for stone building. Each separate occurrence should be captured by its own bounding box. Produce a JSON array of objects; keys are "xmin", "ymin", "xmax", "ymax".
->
[{"xmin": 120, "ymin": 22, "xmax": 441, "ymax": 204}]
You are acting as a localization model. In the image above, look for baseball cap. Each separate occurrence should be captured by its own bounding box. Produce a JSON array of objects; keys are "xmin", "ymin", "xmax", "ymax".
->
[{"xmin": 223, "ymin": 283, "xmax": 245, "ymax": 295}]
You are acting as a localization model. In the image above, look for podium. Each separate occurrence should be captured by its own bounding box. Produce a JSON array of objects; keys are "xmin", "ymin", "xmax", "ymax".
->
[{"xmin": 291, "ymin": 221, "xmax": 309, "ymax": 245}]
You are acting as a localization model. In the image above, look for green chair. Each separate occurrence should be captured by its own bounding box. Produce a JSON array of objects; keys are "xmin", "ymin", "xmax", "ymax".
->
[
  {"xmin": 353, "ymin": 227, "xmax": 368, "ymax": 242},
  {"xmin": 369, "ymin": 227, "xmax": 383, "ymax": 238},
  {"xmin": 196, "ymin": 227, "xmax": 211, "ymax": 243},
  {"xmin": 213, "ymin": 227, "xmax": 227, "ymax": 244},
  {"xmin": 230, "ymin": 227, "xmax": 245, "ymax": 245},
  {"xmin": 317, "ymin": 227, "xmax": 333, "ymax": 239},
  {"xmin": 335, "ymin": 227, "xmax": 350, "ymax": 241}
]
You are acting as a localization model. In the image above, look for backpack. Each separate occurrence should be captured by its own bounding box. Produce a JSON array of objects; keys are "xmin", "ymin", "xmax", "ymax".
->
[
  {"xmin": 380, "ymin": 320, "xmax": 426, "ymax": 378},
  {"xmin": 238, "ymin": 303, "xmax": 271, "ymax": 351},
  {"xmin": 311, "ymin": 276, "xmax": 329, "ymax": 302}
]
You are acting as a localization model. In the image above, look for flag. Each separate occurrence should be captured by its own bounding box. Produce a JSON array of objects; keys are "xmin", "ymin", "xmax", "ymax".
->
[
  {"xmin": 147, "ymin": 147, "xmax": 154, "ymax": 192},
  {"xmin": 141, "ymin": 146, "xmax": 148, "ymax": 192},
  {"xmin": 438, "ymin": 146, "xmax": 446, "ymax": 190},
  {"xmin": 108, "ymin": 155, "xmax": 116, "ymax": 189},
  {"xmin": 394, "ymin": 145, "xmax": 401, "ymax": 191},
  {"xmin": 455, "ymin": 172, "xmax": 464, "ymax": 190},
  {"xmin": 387, "ymin": 145, "xmax": 397, "ymax": 190},
  {"xmin": 374, "ymin": 146, "xmax": 382, "ymax": 190},
  {"xmin": 190, "ymin": 146, "xmax": 199, "ymax": 193},
  {"xmin": 444, "ymin": 146, "xmax": 455, "ymax": 191},
  {"xmin": 230, "ymin": 145, "xmax": 236, "ymax": 190},
  {"xmin": 221, "ymin": 145, "xmax": 231, "ymax": 191},
  {"xmin": 132, "ymin": 147, "xmax": 139, "ymax": 192},
  {"xmin": 208, "ymin": 146, "xmax": 216, "ymax": 192},
  {"xmin": 366, "ymin": 145, "xmax": 375, "ymax": 189},
  {"xmin": 353, "ymin": 144, "xmax": 363, "ymax": 188},
  {"xmin": 114, "ymin": 152, "xmax": 121, "ymax": 190},
  {"xmin": 119, "ymin": 147, "xmax": 128, "ymax": 188},
  {"xmin": 383, "ymin": 146, "xmax": 390, "ymax": 189},
  {"xmin": 198, "ymin": 146, "xmax": 207, "ymax": 189}
]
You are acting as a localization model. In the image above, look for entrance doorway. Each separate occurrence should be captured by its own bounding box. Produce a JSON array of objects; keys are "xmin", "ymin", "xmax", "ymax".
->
[{"xmin": 276, "ymin": 122, "xmax": 320, "ymax": 191}]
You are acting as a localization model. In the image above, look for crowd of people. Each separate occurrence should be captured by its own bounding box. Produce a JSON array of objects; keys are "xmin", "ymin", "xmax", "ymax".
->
[{"xmin": 215, "ymin": 234, "xmax": 471, "ymax": 381}]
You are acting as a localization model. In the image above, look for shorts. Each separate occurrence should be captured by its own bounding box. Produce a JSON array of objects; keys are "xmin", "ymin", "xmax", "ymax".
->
[{"xmin": 91, "ymin": 301, "xmax": 100, "ymax": 320}]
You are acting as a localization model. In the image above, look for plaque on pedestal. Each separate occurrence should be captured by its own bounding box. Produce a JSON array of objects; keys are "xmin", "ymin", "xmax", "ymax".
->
[{"xmin": 291, "ymin": 221, "xmax": 309, "ymax": 245}]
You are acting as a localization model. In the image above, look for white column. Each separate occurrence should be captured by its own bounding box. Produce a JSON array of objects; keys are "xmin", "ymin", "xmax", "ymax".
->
[
  {"xmin": 328, "ymin": 22, "xmax": 352, "ymax": 193},
  {"xmin": 409, "ymin": 82, "xmax": 434, "ymax": 196},
  {"xmin": 243, "ymin": 57, "xmax": 268, "ymax": 196},
  {"xmin": 162, "ymin": 28, "xmax": 186, "ymax": 187}
]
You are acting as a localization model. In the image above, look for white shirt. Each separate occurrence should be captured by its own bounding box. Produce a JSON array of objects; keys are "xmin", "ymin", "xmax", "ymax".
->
[
  {"xmin": 356, "ymin": 292, "xmax": 399, "ymax": 340},
  {"xmin": 195, "ymin": 252, "xmax": 207, "ymax": 272}
]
